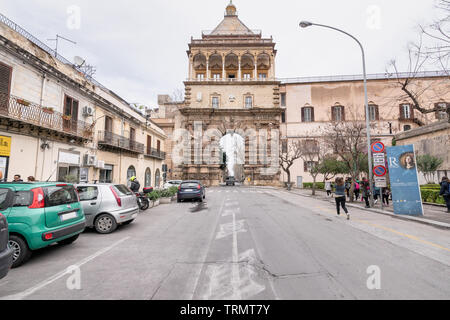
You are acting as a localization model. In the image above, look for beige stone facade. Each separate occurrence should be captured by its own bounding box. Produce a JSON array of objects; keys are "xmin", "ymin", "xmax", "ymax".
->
[{"xmin": 0, "ymin": 15, "xmax": 166, "ymax": 187}]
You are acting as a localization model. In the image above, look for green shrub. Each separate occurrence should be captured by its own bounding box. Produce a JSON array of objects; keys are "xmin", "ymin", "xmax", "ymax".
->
[
  {"xmin": 147, "ymin": 190, "xmax": 161, "ymax": 201},
  {"xmin": 168, "ymin": 186, "xmax": 179, "ymax": 196},
  {"xmin": 160, "ymin": 189, "xmax": 173, "ymax": 198},
  {"xmin": 303, "ymin": 182, "xmax": 325, "ymax": 190},
  {"xmin": 420, "ymin": 189, "xmax": 445, "ymax": 204}
]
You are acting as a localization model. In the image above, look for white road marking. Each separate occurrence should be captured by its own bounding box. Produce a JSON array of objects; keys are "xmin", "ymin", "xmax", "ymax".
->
[
  {"xmin": 231, "ymin": 207, "xmax": 242, "ymax": 299},
  {"xmin": 1, "ymin": 237, "xmax": 130, "ymax": 300},
  {"xmin": 216, "ymin": 219, "xmax": 247, "ymax": 239}
]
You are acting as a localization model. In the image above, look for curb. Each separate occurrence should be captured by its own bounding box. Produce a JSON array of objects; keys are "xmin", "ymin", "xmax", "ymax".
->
[{"xmin": 286, "ymin": 189, "xmax": 450, "ymax": 230}]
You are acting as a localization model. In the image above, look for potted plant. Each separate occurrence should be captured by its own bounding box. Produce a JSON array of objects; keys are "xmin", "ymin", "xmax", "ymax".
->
[
  {"xmin": 147, "ymin": 190, "xmax": 160, "ymax": 207},
  {"xmin": 17, "ymin": 98, "xmax": 30, "ymax": 106},
  {"xmin": 160, "ymin": 189, "xmax": 173, "ymax": 204},
  {"xmin": 62, "ymin": 114, "xmax": 72, "ymax": 121},
  {"xmin": 42, "ymin": 107, "xmax": 54, "ymax": 114},
  {"xmin": 168, "ymin": 186, "xmax": 179, "ymax": 201}
]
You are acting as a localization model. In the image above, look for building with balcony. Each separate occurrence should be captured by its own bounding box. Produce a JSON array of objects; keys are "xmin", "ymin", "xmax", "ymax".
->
[{"xmin": 0, "ymin": 13, "xmax": 167, "ymax": 187}]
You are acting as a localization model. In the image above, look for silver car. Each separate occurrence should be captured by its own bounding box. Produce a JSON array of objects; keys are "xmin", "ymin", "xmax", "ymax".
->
[{"xmin": 76, "ymin": 184, "xmax": 138, "ymax": 234}]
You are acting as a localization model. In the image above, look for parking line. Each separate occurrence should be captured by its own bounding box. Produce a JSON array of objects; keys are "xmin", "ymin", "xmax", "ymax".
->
[{"xmin": 1, "ymin": 236, "xmax": 130, "ymax": 300}]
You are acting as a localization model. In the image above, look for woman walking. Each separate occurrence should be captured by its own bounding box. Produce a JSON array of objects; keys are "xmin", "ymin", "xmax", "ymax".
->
[
  {"xmin": 334, "ymin": 177, "xmax": 350, "ymax": 220},
  {"xmin": 325, "ymin": 180, "xmax": 332, "ymax": 197}
]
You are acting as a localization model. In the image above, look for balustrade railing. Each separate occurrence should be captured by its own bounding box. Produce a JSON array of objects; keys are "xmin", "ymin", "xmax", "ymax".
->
[{"xmin": 97, "ymin": 130, "xmax": 144, "ymax": 153}]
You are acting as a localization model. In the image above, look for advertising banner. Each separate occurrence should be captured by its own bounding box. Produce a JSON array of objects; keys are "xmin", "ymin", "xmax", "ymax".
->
[{"xmin": 386, "ymin": 145, "xmax": 423, "ymax": 216}]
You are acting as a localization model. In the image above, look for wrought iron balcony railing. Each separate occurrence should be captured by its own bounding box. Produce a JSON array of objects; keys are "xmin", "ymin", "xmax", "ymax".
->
[
  {"xmin": 97, "ymin": 130, "xmax": 144, "ymax": 154},
  {"xmin": 145, "ymin": 147, "xmax": 166, "ymax": 160},
  {"xmin": 0, "ymin": 93, "xmax": 93, "ymax": 139}
]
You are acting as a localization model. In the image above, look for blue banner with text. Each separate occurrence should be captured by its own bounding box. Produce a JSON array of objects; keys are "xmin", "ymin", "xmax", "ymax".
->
[{"xmin": 386, "ymin": 145, "xmax": 423, "ymax": 216}]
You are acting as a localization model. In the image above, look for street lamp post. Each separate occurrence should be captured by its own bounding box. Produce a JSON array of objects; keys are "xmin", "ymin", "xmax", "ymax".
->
[{"xmin": 299, "ymin": 21, "xmax": 374, "ymax": 207}]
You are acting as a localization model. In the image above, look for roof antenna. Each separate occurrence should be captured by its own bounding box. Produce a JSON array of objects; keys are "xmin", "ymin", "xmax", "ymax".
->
[{"xmin": 47, "ymin": 34, "xmax": 76, "ymax": 57}]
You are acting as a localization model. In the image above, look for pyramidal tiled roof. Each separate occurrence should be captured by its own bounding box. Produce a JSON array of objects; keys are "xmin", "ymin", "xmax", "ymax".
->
[{"xmin": 209, "ymin": 2, "xmax": 255, "ymax": 36}]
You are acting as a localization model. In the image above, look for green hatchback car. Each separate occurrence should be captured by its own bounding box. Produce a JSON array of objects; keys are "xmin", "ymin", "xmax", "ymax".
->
[{"xmin": 0, "ymin": 182, "xmax": 86, "ymax": 267}]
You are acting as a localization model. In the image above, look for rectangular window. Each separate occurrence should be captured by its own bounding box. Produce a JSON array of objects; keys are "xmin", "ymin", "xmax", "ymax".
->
[
  {"xmin": 0, "ymin": 62, "xmax": 12, "ymax": 96},
  {"xmin": 245, "ymin": 96, "xmax": 253, "ymax": 108},
  {"xmin": 304, "ymin": 108, "xmax": 312, "ymax": 122},
  {"xmin": 157, "ymin": 140, "xmax": 161, "ymax": 152},
  {"xmin": 197, "ymin": 73, "xmax": 205, "ymax": 80},
  {"xmin": 212, "ymin": 96, "xmax": 219, "ymax": 108},
  {"xmin": 99, "ymin": 165, "xmax": 113, "ymax": 183},
  {"xmin": 258, "ymin": 73, "xmax": 267, "ymax": 79},
  {"xmin": 436, "ymin": 103, "xmax": 447, "ymax": 120},
  {"xmin": 130, "ymin": 127, "xmax": 136, "ymax": 141},
  {"xmin": 243, "ymin": 73, "xmax": 251, "ymax": 79},
  {"xmin": 280, "ymin": 93, "xmax": 286, "ymax": 107},
  {"xmin": 369, "ymin": 105, "xmax": 378, "ymax": 121},
  {"xmin": 63, "ymin": 95, "xmax": 79, "ymax": 130},
  {"xmin": 402, "ymin": 104, "xmax": 411, "ymax": 119},
  {"xmin": 213, "ymin": 73, "xmax": 221, "ymax": 79},
  {"xmin": 105, "ymin": 116, "xmax": 113, "ymax": 132},
  {"xmin": 333, "ymin": 106, "xmax": 344, "ymax": 122},
  {"xmin": 304, "ymin": 161, "xmax": 317, "ymax": 172},
  {"xmin": 147, "ymin": 135, "xmax": 152, "ymax": 154},
  {"xmin": 282, "ymin": 141, "xmax": 288, "ymax": 153},
  {"xmin": 281, "ymin": 111, "xmax": 286, "ymax": 123}
]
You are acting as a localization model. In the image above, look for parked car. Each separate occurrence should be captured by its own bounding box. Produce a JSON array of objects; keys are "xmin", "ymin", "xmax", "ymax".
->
[
  {"xmin": 163, "ymin": 180, "xmax": 182, "ymax": 189},
  {"xmin": 76, "ymin": 184, "xmax": 138, "ymax": 234},
  {"xmin": 177, "ymin": 181, "xmax": 206, "ymax": 202},
  {"xmin": 0, "ymin": 182, "xmax": 86, "ymax": 268},
  {"xmin": 0, "ymin": 188, "xmax": 14, "ymax": 278},
  {"xmin": 225, "ymin": 176, "xmax": 236, "ymax": 186}
]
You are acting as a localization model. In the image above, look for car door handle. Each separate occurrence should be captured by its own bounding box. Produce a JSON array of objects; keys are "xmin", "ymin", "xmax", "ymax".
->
[{"xmin": 90, "ymin": 202, "xmax": 97, "ymax": 205}]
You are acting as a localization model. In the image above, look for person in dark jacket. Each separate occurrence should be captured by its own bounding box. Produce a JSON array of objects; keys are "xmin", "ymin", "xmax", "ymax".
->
[
  {"xmin": 129, "ymin": 176, "xmax": 141, "ymax": 193},
  {"xmin": 439, "ymin": 177, "xmax": 450, "ymax": 213},
  {"xmin": 361, "ymin": 177, "xmax": 370, "ymax": 208},
  {"xmin": 334, "ymin": 177, "xmax": 350, "ymax": 220}
]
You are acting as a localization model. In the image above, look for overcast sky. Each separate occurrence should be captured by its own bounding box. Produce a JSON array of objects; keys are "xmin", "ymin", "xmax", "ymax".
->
[{"xmin": 0, "ymin": 0, "xmax": 440, "ymax": 107}]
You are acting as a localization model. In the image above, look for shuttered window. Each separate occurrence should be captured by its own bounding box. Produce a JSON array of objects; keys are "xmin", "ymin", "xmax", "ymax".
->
[
  {"xmin": 368, "ymin": 105, "xmax": 379, "ymax": 121},
  {"xmin": 399, "ymin": 104, "xmax": 413, "ymax": 120},
  {"xmin": 301, "ymin": 107, "xmax": 315, "ymax": 122},
  {"xmin": 331, "ymin": 106, "xmax": 345, "ymax": 122},
  {"xmin": 0, "ymin": 63, "xmax": 12, "ymax": 95}
]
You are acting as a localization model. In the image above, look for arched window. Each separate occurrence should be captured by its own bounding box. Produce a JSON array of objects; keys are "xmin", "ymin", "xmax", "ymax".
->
[
  {"xmin": 127, "ymin": 166, "xmax": 136, "ymax": 187},
  {"xmin": 155, "ymin": 169, "xmax": 161, "ymax": 188},
  {"xmin": 145, "ymin": 168, "xmax": 152, "ymax": 187}
]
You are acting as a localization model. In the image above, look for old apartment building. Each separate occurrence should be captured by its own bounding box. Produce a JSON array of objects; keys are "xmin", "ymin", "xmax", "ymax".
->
[
  {"xmin": 153, "ymin": 2, "xmax": 449, "ymax": 186},
  {"xmin": 0, "ymin": 13, "xmax": 166, "ymax": 186}
]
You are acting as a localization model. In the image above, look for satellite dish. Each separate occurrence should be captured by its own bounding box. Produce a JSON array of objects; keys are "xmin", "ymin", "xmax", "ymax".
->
[{"xmin": 73, "ymin": 56, "xmax": 85, "ymax": 66}]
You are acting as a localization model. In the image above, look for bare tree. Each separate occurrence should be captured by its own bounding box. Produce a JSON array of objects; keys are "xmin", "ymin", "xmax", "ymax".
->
[
  {"xmin": 420, "ymin": 0, "xmax": 449, "ymax": 75},
  {"xmin": 279, "ymin": 140, "xmax": 302, "ymax": 189},
  {"xmin": 387, "ymin": 38, "xmax": 450, "ymax": 124},
  {"xmin": 322, "ymin": 120, "xmax": 370, "ymax": 202},
  {"xmin": 298, "ymin": 138, "xmax": 326, "ymax": 196}
]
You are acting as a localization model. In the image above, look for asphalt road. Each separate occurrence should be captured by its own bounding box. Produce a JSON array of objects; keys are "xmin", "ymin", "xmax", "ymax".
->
[{"xmin": 0, "ymin": 186, "xmax": 449, "ymax": 300}]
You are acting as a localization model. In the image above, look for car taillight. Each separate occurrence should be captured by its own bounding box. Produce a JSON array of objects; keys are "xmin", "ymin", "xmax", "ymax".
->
[
  {"xmin": 110, "ymin": 186, "xmax": 122, "ymax": 207},
  {"xmin": 197, "ymin": 185, "xmax": 201, "ymax": 190},
  {"xmin": 178, "ymin": 185, "xmax": 181, "ymax": 191},
  {"xmin": 29, "ymin": 187, "xmax": 45, "ymax": 209},
  {"xmin": 43, "ymin": 233, "xmax": 53, "ymax": 241}
]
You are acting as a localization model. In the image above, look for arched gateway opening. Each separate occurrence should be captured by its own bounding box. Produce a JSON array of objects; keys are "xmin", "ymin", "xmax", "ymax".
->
[
  {"xmin": 220, "ymin": 133, "xmax": 245, "ymax": 182},
  {"xmin": 171, "ymin": 108, "xmax": 282, "ymax": 187}
]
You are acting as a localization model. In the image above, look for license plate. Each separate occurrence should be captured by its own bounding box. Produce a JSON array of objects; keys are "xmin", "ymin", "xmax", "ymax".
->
[
  {"xmin": 184, "ymin": 189, "xmax": 193, "ymax": 192},
  {"xmin": 61, "ymin": 211, "xmax": 77, "ymax": 221}
]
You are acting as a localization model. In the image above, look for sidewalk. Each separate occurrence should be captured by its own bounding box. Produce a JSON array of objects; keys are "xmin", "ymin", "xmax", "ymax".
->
[{"xmin": 287, "ymin": 188, "xmax": 450, "ymax": 229}]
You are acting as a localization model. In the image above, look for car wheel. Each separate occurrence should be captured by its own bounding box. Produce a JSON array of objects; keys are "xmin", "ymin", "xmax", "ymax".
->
[
  {"xmin": 199, "ymin": 197, "xmax": 203, "ymax": 203},
  {"xmin": 177, "ymin": 199, "xmax": 181, "ymax": 203},
  {"xmin": 122, "ymin": 219, "xmax": 134, "ymax": 226},
  {"xmin": 95, "ymin": 214, "xmax": 117, "ymax": 234},
  {"xmin": 9, "ymin": 235, "xmax": 32, "ymax": 268},
  {"xmin": 58, "ymin": 234, "xmax": 79, "ymax": 246}
]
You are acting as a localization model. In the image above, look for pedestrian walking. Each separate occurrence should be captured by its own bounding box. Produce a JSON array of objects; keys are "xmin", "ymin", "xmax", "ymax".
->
[
  {"xmin": 13, "ymin": 174, "xmax": 23, "ymax": 182},
  {"xmin": 325, "ymin": 180, "xmax": 332, "ymax": 197},
  {"xmin": 373, "ymin": 183, "xmax": 381, "ymax": 204},
  {"xmin": 361, "ymin": 177, "xmax": 370, "ymax": 208},
  {"xmin": 354, "ymin": 179, "xmax": 360, "ymax": 201},
  {"xmin": 345, "ymin": 178, "xmax": 351, "ymax": 199},
  {"xmin": 439, "ymin": 177, "xmax": 450, "ymax": 213},
  {"xmin": 382, "ymin": 187, "xmax": 390, "ymax": 206},
  {"xmin": 334, "ymin": 177, "xmax": 350, "ymax": 220}
]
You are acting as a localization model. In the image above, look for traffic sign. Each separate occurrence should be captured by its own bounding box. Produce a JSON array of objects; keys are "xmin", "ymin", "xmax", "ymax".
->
[
  {"xmin": 373, "ymin": 165, "xmax": 387, "ymax": 177},
  {"xmin": 371, "ymin": 141, "xmax": 385, "ymax": 153},
  {"xmin": 373, "ymin": 153, "xmax": 386, "ymax": 166},
  {"xmin": 375, "ymin": 177, "xmax": 387, "ymax": 188}
]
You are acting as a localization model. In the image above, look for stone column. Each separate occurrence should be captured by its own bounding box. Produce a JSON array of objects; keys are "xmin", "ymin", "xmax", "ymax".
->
[
  {"xmin": 238, "ymin": 55, "xmax": 241, "ymax": 80},
  {"xmin": 254, "ymin": 54, "xmax": 258, "ymax": 79},
  {"xmin": 206, "ymin": 55, "xmax": 209, "ymax": 80},
  {"xmin": 222, "ymin": 54, "xmax": 226, "ymax": 79}
]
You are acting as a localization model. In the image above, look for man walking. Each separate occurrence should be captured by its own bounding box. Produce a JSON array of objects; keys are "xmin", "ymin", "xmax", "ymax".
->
[
  {"xmin": 361, "ymin": 177, "xmax": 370, "ymax": 208},
  {"xmin": 382, "ymin": 187, "xmax": 390, "ymax": 206},
  {"xmin": 334, "ymin": 177, "xmax": 350, "ymax": 220},
  {"xmin": 325, "ymin": 180, "xmax": 332, "ymax": 197},
  {"xmin": 439, "ymin": 177, "xmax": 450, "ymax": 213}
]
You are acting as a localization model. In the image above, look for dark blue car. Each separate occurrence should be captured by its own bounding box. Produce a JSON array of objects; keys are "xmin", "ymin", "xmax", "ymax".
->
[{"xmin": 177, "ymin": 181, "xmax": 206, "ymax": 203}]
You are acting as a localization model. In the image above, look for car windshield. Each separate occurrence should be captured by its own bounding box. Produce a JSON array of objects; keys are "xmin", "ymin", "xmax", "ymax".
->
[
  {"xmin": 114, "ymin": 185, "xmax": 133, "ymax": 196},
  {"xmin": 44, "ymin": 185, "xmax": 78, "ymax": 207},
  {"xmin": 181, "ymin": 183, "xmax": 199, "ymax": 188}
]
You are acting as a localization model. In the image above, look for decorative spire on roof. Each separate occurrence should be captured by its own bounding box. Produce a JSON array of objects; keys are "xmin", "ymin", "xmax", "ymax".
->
[{"xmin": 225, "ymin": 0, "xmax": 237, "ymax": 16}]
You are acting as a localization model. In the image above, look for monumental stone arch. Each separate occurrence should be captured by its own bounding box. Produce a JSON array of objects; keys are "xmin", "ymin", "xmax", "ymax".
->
[{"xmin": 162, "ymin": 1, "xmax": 283, "ymax": 186}]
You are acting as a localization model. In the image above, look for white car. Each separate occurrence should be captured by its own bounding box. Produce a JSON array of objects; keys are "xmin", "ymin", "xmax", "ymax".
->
[{"xmin": 163, "ymin": 180, "xmax": 183, "ymax": 189}]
